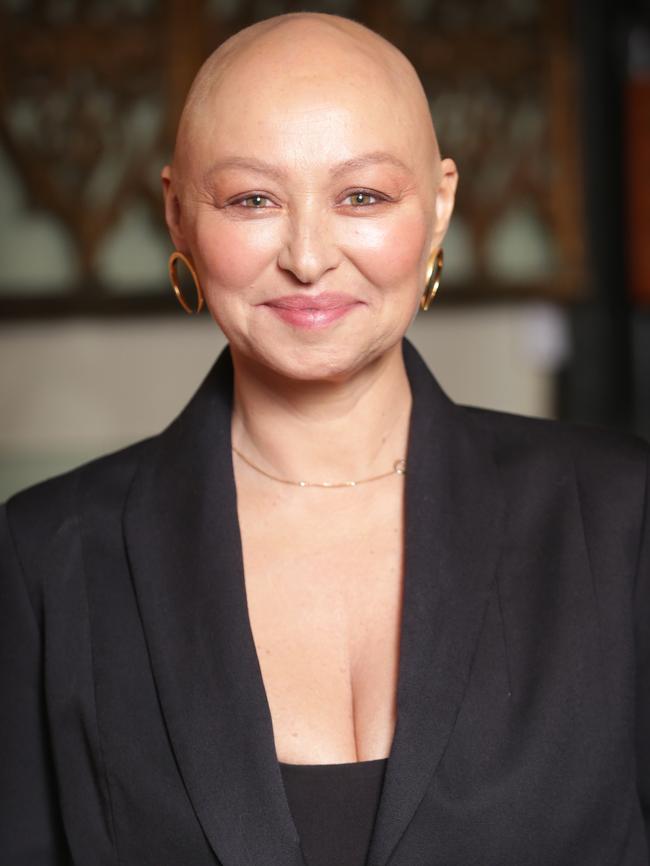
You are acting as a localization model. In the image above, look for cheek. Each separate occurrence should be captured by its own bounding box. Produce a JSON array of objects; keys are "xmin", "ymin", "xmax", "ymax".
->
[
  {"xmin": 343, "ymin": 211, "xmax": 428, "ymax": 292},
  {"xmin": 189, "ymin": 208, "xmax": 429, "ymax": 302},
  {"xmin": 191, "ymin": 215, "xmax": 277, "ymax": 292}
]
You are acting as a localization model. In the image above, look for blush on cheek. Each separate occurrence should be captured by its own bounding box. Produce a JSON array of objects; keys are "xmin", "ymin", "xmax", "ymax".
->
[
  {"xmin": 348, "ymin": 213, "xmax": 429, "ymax": 291},
  {"xmin": 192, "ymin": 217, "xmax": 277, "ymax": 291}
]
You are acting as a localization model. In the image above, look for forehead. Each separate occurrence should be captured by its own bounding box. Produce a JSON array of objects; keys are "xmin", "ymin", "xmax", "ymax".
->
[
  {"xmin": 178, "ymin": 19, "xmax": 435, "ymax": 181},
  {"xmin": 191, "ymin": 72, "xmax": 426, "ymax": 181},
  {"xmin": 217, "ymin": 91, "xmax": 410, "ymax": 162}
]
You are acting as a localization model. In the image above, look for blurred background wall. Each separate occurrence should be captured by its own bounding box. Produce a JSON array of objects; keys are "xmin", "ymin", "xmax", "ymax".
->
[{"xmin": 1, "ymin": 0, "xmax": 649, "ymax": 500}]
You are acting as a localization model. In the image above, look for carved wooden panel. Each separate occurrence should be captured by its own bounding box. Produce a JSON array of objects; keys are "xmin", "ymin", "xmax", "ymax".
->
[{"xmin": 0, "ymin": 0, "xmax": 585, "ymax": 317}]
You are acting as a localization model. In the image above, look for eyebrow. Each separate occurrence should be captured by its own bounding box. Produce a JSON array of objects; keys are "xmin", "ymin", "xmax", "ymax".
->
[{"xmin": 203, "ymin": 151, "xmax": 412, "ymax": 182}]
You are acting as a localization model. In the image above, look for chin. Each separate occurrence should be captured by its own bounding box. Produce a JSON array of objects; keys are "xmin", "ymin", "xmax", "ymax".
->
[{"xmin": 241, "ymin": 333, "xmax": 384, "ymax": 384}]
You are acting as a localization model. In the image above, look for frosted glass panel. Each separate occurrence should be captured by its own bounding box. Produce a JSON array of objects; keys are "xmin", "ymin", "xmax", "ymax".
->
[
  {"xmin": 0, "ymin": 146, "xmax": 79, "ymax": 294},
  {"xmin": 97, "ymin": 203, "xmax": 170, "ymax": 293},
  {"xmin": 443, "ymin": 217, "xmax": 477, "ymax": 285},
  {"xmin": 485, "ymin": 203, "xmax": 558, "ymax": 283}
]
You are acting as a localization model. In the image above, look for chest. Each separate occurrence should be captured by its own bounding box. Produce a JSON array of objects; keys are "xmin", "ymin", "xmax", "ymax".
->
[
  {"xmin": 50, "ymin": 441, "xmax": 646, "ymax": 865},
  {"xmin": 236, "ymin": 484, "xmax": 405, "ymax": 764}
]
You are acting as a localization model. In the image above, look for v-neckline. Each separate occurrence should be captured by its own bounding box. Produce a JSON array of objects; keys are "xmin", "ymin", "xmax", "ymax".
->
[
  {"xmin": 124, "ymin": 337, "xmax": 505, "ymax": 866},
  {"xmin": 233, "ymin": 418, "xmax": 406, "ymax": 766}
]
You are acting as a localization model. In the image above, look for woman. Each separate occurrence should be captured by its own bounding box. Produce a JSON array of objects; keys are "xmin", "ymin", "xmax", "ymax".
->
[{"xmin": 1, "ymin": 11, "xmax": 648, "ymax": 866}]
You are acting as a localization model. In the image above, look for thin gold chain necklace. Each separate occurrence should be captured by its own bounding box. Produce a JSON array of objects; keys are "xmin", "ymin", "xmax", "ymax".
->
[{"xmin": 232, "ymin": 446, "xmax": 406, "ymax": 489}]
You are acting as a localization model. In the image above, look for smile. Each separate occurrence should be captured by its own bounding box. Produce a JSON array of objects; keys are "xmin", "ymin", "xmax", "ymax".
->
[{"xmin": 262, "ymin": 293, "xmax": 364, "ymax": 330}]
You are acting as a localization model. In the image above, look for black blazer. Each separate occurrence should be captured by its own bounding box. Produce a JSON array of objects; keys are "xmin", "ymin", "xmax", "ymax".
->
[{"xmin": 1, "ymin": 338, "xmax": 649, "ymax": 866}]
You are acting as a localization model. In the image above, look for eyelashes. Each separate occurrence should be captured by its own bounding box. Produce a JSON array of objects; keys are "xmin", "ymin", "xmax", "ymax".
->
[
  {"xmin": 342, "ymin": 191, "xmax": 384, "ymax": 207},
  {"xmin": 227, "ymin": 189, "xmax": 389, "ymax": 210},
  {"xmin": 233, "ymin": 194, "xmax": 273, "ymax": 209}
]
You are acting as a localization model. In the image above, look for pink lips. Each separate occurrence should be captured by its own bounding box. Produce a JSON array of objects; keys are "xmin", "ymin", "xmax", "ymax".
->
[{"xmin": 262, "ymin": 292, "xmax": 363, "ymax": 330}]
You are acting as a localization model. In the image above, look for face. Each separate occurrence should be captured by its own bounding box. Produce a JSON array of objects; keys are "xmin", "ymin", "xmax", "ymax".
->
[{"xmin": 163, "ymin": 19, "xmax": 457, "ymax": 383}]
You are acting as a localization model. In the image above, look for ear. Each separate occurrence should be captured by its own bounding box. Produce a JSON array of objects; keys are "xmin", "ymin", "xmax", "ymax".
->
[
  {"xmin": 161, "ymin": 164, "xmax": 189, "ymax": 252},
  {"xmin": 431, "ymin": 157, "xmax": 459, "ymax": 248}
]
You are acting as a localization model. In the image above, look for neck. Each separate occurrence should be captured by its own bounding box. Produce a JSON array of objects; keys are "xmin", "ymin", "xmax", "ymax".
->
[{"xmin": 230, "ymin": 342, "xmax": 412, "ymax": 484}]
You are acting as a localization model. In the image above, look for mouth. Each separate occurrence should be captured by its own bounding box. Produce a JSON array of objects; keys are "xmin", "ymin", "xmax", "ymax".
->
[{"xmin": 261, "ymin": 293, "xmax": 364, "ymax": 330}]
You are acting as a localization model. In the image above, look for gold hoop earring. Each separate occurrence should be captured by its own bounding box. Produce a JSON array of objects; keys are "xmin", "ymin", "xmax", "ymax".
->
[
  {"xmin": 420, "ymin": 248, "xmax": 444, "ymax": 311},
  {"xmin": 168, "ymin": 251, "xmax": 204, "ymax": 314}
]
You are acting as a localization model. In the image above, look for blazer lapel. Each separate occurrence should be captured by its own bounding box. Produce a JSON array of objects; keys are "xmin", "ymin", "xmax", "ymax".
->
[
  {"xmin": 124, "ymin": 348, "xmax": 305, "ymax": 866},
  {"xmin": 365, "ymin": 339, "xmax": 505, "ymax": 866},
  {"xmin": 123, "ymin": 337, "xmax": 504, "ymax": 866}
]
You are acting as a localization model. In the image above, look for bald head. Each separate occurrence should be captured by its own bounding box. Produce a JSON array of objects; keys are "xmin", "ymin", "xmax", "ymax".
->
[
  {"xmin": 161, "ymin": 11, "xmax": 458, "ymax": 383},
  {"xmin": 172, "ymin": 12, "xmax": 440, "ymax": 188}
]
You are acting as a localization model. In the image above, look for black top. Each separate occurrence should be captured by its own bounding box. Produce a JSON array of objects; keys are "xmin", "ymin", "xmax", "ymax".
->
[
  {"xmin": 2, "ymin": 339, "xmax": 649, "ymax": 865},
  {"xmin": 279, "ymin": 758, "xmax": 388, "ymax": 866}
]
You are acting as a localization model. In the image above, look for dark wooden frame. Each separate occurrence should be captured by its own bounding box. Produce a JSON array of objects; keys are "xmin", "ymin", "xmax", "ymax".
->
[{"xmin": 0, "ymin": 0, "xmax": 585, "ymax": 319}]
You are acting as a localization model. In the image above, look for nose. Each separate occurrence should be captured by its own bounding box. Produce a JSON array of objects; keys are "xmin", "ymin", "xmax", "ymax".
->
[{"xmin": 277, "ymin": 201, "xmax": 341, "ymax": 284}]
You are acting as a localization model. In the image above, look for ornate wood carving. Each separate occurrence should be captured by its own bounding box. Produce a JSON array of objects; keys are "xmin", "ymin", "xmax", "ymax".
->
[{"xmin": 0, "ymin": 0, "xmax": 584, "ymax": 317}]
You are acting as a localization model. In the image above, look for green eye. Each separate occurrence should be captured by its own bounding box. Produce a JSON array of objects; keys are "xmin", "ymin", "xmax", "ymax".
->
[
  {"xmin": 241, "ymin": 195, "xmax": 269, "ymax": 208},
  {"xmin": 347, "ymin": 191, "xmax": 379, "ymax": 206}
]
